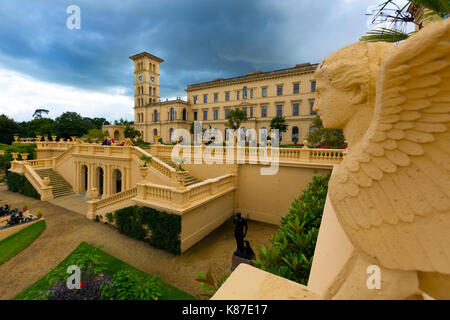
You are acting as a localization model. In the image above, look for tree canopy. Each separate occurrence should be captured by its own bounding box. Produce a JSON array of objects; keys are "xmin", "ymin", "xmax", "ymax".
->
[
  {"xmin": 306, "ymin": 116, "xmax": 347, "ymax": 148},
  {"xmin": 226, "ymin": 109, "xmax": 248, "ymax": 130}
]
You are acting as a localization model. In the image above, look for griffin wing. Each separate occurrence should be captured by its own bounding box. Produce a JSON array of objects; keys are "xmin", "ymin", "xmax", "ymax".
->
[{"xmin": 330, "ymin": 19, "xmax": 450, "ymax": 273}]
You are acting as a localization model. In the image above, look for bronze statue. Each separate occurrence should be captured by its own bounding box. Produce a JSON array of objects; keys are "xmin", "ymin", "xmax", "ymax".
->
[{"xmin": 233, "ymin": 212, "xmax": 254, "ymax": 259}]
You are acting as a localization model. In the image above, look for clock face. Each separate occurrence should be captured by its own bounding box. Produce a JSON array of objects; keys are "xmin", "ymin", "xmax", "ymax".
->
[
  {"xmin": 138, "ymin": 74, "xmax": 143, "ymax": 82},
  {"xmin": 151, "ymin": 76, "xmax": 155, "ymax": 82}
]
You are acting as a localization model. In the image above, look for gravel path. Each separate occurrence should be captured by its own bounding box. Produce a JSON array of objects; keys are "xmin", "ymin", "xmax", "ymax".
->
[{"xmin": 0, "ymin": 184, "xmax": 278, "ymax": 299}]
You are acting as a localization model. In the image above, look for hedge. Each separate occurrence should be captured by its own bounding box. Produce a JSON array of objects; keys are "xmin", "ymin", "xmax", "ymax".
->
[
  {"xmin": 114, "ymin": 206, "xmax": 181, "ymax": 254},
  {"xmin": 254, "ymin": 173, "xmax": 331, "ymax": 285},
  {"xmin": 6, "ymin": 172, "xmax": 40, "ymax": 199}
]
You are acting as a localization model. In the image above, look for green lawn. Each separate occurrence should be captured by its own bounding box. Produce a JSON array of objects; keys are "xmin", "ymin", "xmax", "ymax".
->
[
  {"xmin": 0, "ymin": 220, "xmax": 46, "ymax": 265},
  {"xmin": 14, "ymin": 241, "xmax": 194, "ymax": 300}
]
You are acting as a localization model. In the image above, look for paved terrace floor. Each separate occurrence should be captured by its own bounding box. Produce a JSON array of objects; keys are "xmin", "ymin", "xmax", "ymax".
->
[{"xmin": 0, "ymin": 184, "xmax": 278, "ymax": 299}]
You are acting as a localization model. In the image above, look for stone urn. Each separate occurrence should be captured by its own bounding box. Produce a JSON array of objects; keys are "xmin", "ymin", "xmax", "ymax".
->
[
  {"xmin": 59, "ymin": 138, "xmax": 65, "ymax": 142},
  {"xmin": 302, "ymin": 140, "xmax": 309, "ymax": 149},
  {"xmin": 71, "ymin": 136, "xmax": 77, "ymax": 142},
  {"xmin": 13, "ymin": 135, "xmax": 19, "ymax": 142},
  {"xmin": 11, "ymin": 152, "xmax": 19, "ymax": 161},
  {"xmin": 139, "ymin": 166, "xmax": 149, "ymax": 183},
  {"xmin": 21, "ymin": 153, "xmax": 29, "ymax": 160},
  {"xmin": 52, "ymin": 135, "xmax": 57, "ymax": 142},
  {"xmin": 43, "ymin": 177, "xmax": 51, "ymax": 186},
  {"xmin": 36, "ymin": 135, "xmax": 42, "ymax": 142}
]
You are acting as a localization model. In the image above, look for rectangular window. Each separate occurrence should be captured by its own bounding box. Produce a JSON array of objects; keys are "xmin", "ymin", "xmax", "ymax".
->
[
  {"xmin": 225, "ymin": 109, "xmax": 230, "ymax": 119},
  {"xmin": 261, "ymin": 106, "xmax": 267, "ymax": 117},
  {"xmin": 262, "ymin": 87, "xmax": 267, "ymax": 97},
  {"xmin": 193, "ymin": 111, "xmax": 198, "ymax": 121},
  {"xmin": 311, "ymin": 81, "xmax": 316, "ymax": 92},
  {"xmin": 276, "ymin": 105, "xmax": 283, "ymax": 117},
  {"xmin": 153, "ymin": 88, "xmax": 156, "ymax": 96},
  {"xmin": 193, "ymin": 96, "xmax": 197, "ymax": 104},
  {"xmin": 243, "ymin": 87, "xmax": 248, "ymax": 99},
  {"xmin": 204, "ymin": 95, "xmax": 208, "ymax": 103},
  {"xmin": 203, "ymin": 110, "xmax": 208, "ymax": 120},
  {"xmin": 243, "ymin": 107, "xmax": 248, "ymax": 117},
  {"xmin": 310, "ymin": 100, "xmax": 317, "ymax": 115},
  {"xmin": 293, "ymin": 103, "xmax": 299, "ymax": 116},
  {"xmin": 237, "ymin": 91, "xmax": 240, "ymax": 100},
  {"xmin": 214, "ymin": 93, "xmax": 218, "ymax": 102},
  {"xmin": 293, "ymin": 83, "xmax": 299, "ymax": 94},
  {"xmin": 225, "ymin": 91, "xmax": 230, "ymax": 101},
  {"xmin": 250, "ymin": 89, "xmax": 254, "ymax": 99},
  {"xmin": 214, "ymin": 109, "xmax": 218, "ymax": 120},
  {"xmin": 277, "ymin": 85, "xmax": 283, "ymax": 96},
  {"xmin": 250, "ymin": 106, "xmax": 254, "ymax": 118}
]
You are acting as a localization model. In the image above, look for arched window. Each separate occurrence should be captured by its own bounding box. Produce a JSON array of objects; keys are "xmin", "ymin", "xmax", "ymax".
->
[
  {"xmin": 170, "ymin": 108, "xmax": 175, "ymax": 121},
  {"xmin": 154, "ymin": 128, "xmax": 158, "ymax": 137},
  {"xmin": 170, "ymin": 128, "xmax": 174, "ymax": 141},
  {"xmin": 154, "ymin": 110, "xmax": 158, "ymax": 122},
  {"xmin": 112, "ymin": 169, "xmax": 122, "ymax": 194},
  {"xmin": 240, "ymin": 127, "xmax": 247, "ymax": 142},
  {"xmin": 260, "ymin": 127, "xmax": 267, "ymax": 142},
  {"xmin": 137, "ymin": 87, "xmax": 140, "ymax": 95},
  {"xmin": 292, "ymin": 126, "xmax": 299, "ymax": 142},
  {"xmin": 182, "ymin": 108, "xmax": 186, "ymax": 121}
]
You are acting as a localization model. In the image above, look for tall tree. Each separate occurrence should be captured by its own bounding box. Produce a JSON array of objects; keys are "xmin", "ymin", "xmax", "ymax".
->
[
  {"xmin": 361, "ymin": 0, "xmax": 449, "ymax": 42},
  {"xmin": 226, "ymin": 109, "xmax": 248, "ymax": 130},
  {"xmin": 123, "ymin": 124, "xmax": 141, "ymax": 140},
  {"xmin": 55, "ymin": 112, "xmax": 90, "ymax": 139},
  {"xmin": 32, "ymin": 108, "xmax": 49, "ymax": 119},
  {"xmin": 0, "ymin": 114, "xmax": 20, "ymax": 144},
  {"xmin": 269, "ymin": 116, "xmax": 288, "ymax": 141},
  {"xmin": 306, "ymin": 116, "xmax": 347, "ymax": 148}
]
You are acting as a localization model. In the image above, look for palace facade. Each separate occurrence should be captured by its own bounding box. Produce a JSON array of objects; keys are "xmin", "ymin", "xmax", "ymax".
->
[{"xmin": 131, "ymin": 52, "xmax": 319, "ymax": 145}]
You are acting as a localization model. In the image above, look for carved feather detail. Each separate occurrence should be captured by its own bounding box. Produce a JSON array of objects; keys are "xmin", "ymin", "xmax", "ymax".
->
[{"xmin": 328, "ymin": 19, "xmax": 450, "ymax": 273}]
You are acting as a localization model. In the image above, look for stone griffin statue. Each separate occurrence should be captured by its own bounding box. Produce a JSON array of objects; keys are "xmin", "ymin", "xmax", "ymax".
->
[{"xmin": 314, "ymin": 19, "xmax": 450, "ymax": 299}]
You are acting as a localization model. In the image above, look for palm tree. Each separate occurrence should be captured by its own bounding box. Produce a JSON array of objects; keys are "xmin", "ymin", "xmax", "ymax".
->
[
  {"xmin": 226, "ymin": 109, "xmax": 248, "ymax": 130},
  {"xmin": 269, "ymin": 116, "xmax": 288, "ymax": 142},
  {"xmin": 361, "ymin": 0, "xmax": 449, "ymax": 43}
]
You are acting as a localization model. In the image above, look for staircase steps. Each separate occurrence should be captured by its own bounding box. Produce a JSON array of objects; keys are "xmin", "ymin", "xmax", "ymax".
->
[
  {"xmin": 157, "ymin": 157, "xmax": 201, "ymax": 186},
  {"xmin": 34, "ymin": 168, "xmax": 75, "ymax": 198}
]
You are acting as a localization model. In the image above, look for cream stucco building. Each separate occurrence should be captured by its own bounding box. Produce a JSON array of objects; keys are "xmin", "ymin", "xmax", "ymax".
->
[{"xmin": 131, "ymin": 52, "xmax": 319, "ymax": 144}]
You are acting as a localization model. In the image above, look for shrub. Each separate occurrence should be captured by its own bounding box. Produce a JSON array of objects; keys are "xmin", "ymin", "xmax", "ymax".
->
[
  {"xmin": 254, "ymin": 173, "xmax": 331, "ymax": 285},
  {"xmin": 196, "ymin": 267, "xmax": 229, "ymax": 298},
  {"xmin": 115, "ymin": 206, "xmax": 181, "ymax": 254},
  {"xmin": 100, "ymin": 269, "xmax": 162, "ymax": 300},
  {"xmin": 105, "ymin": 212, "xmax": 115, "ymax": 224},
  {"xmin": 6, "ymin": 172, "xmax": 40, "ymax": 199}
]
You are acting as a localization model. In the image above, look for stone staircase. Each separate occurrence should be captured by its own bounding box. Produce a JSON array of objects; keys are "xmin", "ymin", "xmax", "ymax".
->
[
  {"xmin": 35, "ymin": 168, "xmax": 75, "ymax": 198},
  {"xmin": 157, "ymin": 157, "xmax": 201, "ymax": 186}
]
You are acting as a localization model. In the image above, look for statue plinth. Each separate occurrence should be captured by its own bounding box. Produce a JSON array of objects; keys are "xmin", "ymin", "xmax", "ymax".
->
[{"xmin": 231, "ymin": 253, "xmax": 255, "ymax": 272}]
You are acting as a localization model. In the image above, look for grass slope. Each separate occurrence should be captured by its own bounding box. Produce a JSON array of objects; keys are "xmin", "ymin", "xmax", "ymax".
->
[
  {"xmin": 14, "ymin": 241, "xmax": 194, "ymax": 300},
  {"xmin": 0, "ymin": 220, "xmax": 46, "ymax": 265}
]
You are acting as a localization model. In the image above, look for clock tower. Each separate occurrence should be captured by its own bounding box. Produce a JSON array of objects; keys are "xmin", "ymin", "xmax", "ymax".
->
[{"xmin": 129, "ymin": 52, "xmax": 164, "ymax": 108}]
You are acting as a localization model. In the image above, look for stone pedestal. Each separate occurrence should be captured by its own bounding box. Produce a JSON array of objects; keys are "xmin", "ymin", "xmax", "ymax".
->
[{"xmin": 231, "ymin": 253, "xmax": 255, "ymax": 272}]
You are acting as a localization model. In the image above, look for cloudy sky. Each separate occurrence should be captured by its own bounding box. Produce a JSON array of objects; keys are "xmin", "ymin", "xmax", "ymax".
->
[{"xmin": 0, "ymin": 0, "xmax": 408, "ymax": 122}]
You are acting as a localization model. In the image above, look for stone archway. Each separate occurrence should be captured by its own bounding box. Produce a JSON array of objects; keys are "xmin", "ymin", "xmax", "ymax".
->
[
  {"xmin": 81, "ymin": 165, "xmax": 88, "ymax": 193},
  {"xmin": 114, "ymin": 130, "xmax": 120, "ymax": 141},
  {"xmin": 112, "ymin": 169, "xmax": 122, "ymax": 194},
  {"xmin": 95, "ymin": 167, "xmax": 104, "ymax": 196}
]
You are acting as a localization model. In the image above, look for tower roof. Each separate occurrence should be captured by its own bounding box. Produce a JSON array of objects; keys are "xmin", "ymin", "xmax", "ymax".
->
[{"xmin": 129, "ymin": 52, "xmax": 164, "ymax": 63}]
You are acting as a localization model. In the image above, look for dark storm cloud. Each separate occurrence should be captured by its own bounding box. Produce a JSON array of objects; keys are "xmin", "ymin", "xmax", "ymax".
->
[{"xmin": 0, "ymin": 0, "xmax": 378, "ymax": 98}]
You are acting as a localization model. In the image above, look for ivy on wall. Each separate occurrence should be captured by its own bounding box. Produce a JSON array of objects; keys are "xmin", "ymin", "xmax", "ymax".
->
[
  {"xmin": 6, "ymin": 171, "xmax": 40, "ymax": 199},
  {"xmin": 114, "ymin": 206, "xmax": 181, "ymax": 254}
]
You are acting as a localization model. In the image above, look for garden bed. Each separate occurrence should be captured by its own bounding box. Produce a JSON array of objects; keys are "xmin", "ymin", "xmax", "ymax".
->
[
  {"xmin": 14, "ymin": 242, "xmax": 194, "ymax": 300},
  {"xmin": 0, "ymin": 219, "xmax": 46, "ymax": 265}
]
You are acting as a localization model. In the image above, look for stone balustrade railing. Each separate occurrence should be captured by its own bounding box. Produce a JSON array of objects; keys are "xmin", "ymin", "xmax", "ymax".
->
[
  {"xmin": 9, "ymin": 161, "xmax": 53, "ymax": 201},
  {"xmin": 87, "ymin": 186, "xmax": 138, "ymax": 219},
  {"xmin": 135, "ymin": 173, "xmax": 236, "ymax": 210},
  {"xmin": 28, "ymin": 159, "xmax": 54, "ymax": 168},
  {"xmin": 132, "ymin": 147, "xmax": 177, "ymax": 181},
  {"xmin": 149, "ymin": 144, "xmax": 346, "ymax": 164}
]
